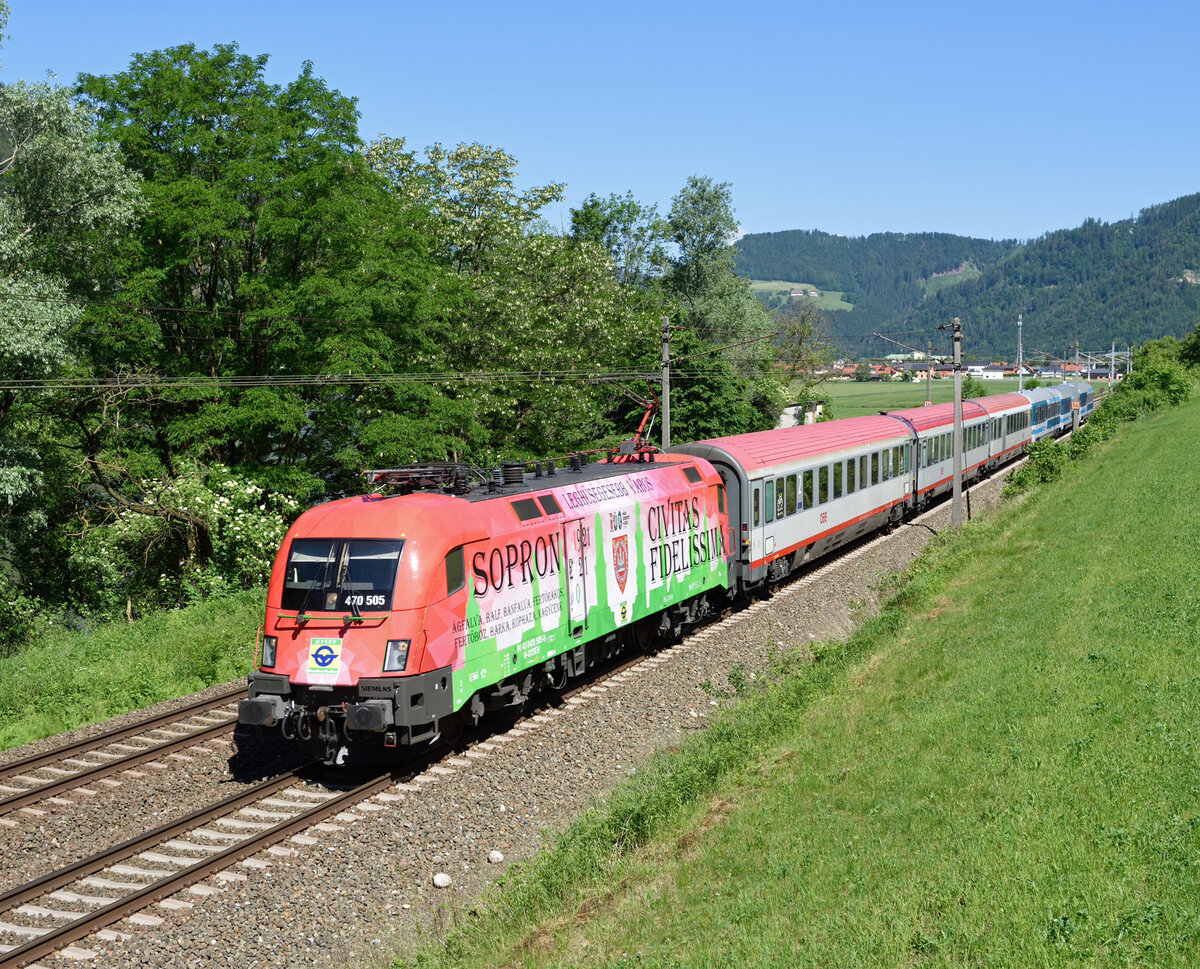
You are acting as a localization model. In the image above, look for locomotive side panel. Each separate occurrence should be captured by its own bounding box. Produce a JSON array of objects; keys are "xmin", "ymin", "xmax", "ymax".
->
[{"xmin": 447, "ymin": 465, "xmax": 729, "ymax": 710}]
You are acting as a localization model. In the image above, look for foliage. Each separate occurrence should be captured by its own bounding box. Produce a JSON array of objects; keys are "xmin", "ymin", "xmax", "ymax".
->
[
  {"xmin": 961, "ymin": 374, "xmax": 988, "ymax": 398},
  {"xmin": 0, "ymin": 589, "xmax": 264, "ymax": 749},
  {"xmin": 570, "ymin": 190, "xmax": 669, "ymax": 286},
  {"xmin": 1123, "ymin": 336, "xmax": 1194, "ymax": 405},
  {"xmin": 69, "ymin": 462, "xmax": 301, "ymax": 614},
  {"xmin": 1004, "ymin": 364, "xmax": 1192, "ymax": 496},
  {"xmin": 773, "ymin": 299, "xmax": 836, "ymax": 386}
]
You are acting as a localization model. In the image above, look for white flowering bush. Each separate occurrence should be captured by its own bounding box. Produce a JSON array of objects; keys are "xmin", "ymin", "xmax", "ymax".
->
[{"xmin": 71, "ymin": 462, "xmax": 302, "ymax": 614}]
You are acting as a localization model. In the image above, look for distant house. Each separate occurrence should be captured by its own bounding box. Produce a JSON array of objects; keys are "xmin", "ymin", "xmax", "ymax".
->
[
  {"xmin": 789, "ymin": 290, "xmax": 805, "ymax": 297},
  {"xmin": 808, "ymin": 290, "xmax": 819, "ymax": 297}
]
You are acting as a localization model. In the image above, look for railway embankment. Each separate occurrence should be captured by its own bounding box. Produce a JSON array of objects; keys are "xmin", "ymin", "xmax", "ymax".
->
[{"xmin": 416, "ymin": 394, "xmax": 1200, "ymax": 967}]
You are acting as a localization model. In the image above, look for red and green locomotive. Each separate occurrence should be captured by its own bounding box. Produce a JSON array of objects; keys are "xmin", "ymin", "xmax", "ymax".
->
[{"xmin": 238, "ymin": 454, "xmax": 729, "ymax": 764}]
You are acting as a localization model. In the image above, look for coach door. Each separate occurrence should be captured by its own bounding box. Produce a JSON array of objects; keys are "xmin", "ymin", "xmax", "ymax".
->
[{"xmin": 564, "ymin": 518, "xmax": 587, "ymax": 637}]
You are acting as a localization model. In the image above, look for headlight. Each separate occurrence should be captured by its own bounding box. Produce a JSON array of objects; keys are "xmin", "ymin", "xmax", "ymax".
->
[
  {"xmin": 261, "ymin": 635, "xmax": 278, "ymax": 668},
  {"xmin": 383, "ymin": 639, "xmax": 410, "ymax": 672}
]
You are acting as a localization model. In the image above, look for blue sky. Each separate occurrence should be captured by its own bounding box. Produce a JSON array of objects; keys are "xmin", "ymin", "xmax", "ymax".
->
[{"xmin": 2, "ymin": 0, "xmax": 1196, "ymax": 241}]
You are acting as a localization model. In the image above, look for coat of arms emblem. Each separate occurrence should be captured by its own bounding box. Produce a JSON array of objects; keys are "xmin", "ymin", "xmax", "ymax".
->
[{"xmin": 612, "ymin": 535, "xmax": 629, "ymax": 593}]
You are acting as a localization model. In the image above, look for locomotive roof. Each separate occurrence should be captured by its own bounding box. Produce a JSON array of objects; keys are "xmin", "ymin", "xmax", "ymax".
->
[{"xmin": 671, "ymin": 415, "xmax": 911, "ymax": 472}]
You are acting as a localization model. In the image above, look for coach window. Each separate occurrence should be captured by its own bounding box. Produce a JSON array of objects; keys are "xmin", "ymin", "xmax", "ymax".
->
[
  {"xmin": 445, "ymin": 546, "xmax": 465, "ymax": 597},
  {"xmin": 775, "ymin": 477, "xmax": 785, "ymax": 519},
  {"xmin": 859, "ymin": 455, "xmax": 868, "ymax": 485},
  {"xmin": 847, "ymin": 457, "xmax": 856, "ymax": 493},
  {"xmin": 903, "ymin": 444, "xmax": 911, "ymax": 473},
  {"xmin": 891, "ymin": 447, "xmax": 899, "ymax": 477},
  {"xmin": 871, "ymin": 451, "xmax": 879, "ymax": 484},
  {"xmin": 819, "ymin": 465, "xmax": 829, "ymax": 503},
  {"xmin": 765, "ymin": 480, "xmax": 775, "ymax": 523},
  {"xmin": 753, "ymin": 485, "xmax": 760, "ymax": 526},
  {"xmin": 803, "ymin": 469, "xmax": 814, "ymax": 508},
  {"xmin": 785, "ymin": 475, "xmax": 797, "ymax": 515},
  {"xmin": 833, "ymin": 462, "xmax": 843, "ymax": 499}
]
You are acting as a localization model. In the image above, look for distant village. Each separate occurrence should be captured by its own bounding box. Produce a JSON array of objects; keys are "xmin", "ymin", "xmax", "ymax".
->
[{"xmin": 830, "ymin": 355, "xmax": 1118, "ymax": 383}]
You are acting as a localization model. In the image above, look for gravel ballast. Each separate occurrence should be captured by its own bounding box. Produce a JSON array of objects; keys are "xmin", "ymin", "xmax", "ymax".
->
[{"xmin": 0, "ymin": 473, "xmax": 1013, "ymax": 968}]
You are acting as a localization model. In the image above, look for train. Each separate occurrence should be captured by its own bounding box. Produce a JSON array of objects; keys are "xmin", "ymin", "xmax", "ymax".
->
[{"xmin": 237, "ymin": 381, "xmax": 1094, "ymax": 765}]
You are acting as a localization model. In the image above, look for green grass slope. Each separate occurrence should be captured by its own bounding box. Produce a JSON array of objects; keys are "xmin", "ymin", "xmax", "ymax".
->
[
  {"xmin": 415, "ymin": 395, "xmax": 1200, "ymax": 968},
  {"xmin": 0, "ymin": 590, "xmax": 263, "ymax": 750}
]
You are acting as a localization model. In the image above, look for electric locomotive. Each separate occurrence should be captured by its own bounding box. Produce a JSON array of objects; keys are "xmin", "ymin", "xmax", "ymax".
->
[{"xmin": 238, "ymin": 453, "xmax": 730, "ymax": 764}]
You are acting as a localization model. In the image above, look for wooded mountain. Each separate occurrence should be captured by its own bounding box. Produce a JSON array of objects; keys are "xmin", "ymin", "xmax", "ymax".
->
[
  {"xmin": 734, "ymin": 229, "xmax": 1018, "ymax": 349},
  {"xmin": 737, "ymin": 195, "xmax": 1200, "ymax": 360},
  {"xmin": 902, "ymin": 194, "xmax": 1200, "ymax": 359}
]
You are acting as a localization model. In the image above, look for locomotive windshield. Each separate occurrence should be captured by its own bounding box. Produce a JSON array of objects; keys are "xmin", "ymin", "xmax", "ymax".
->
[{"xmin": 280, "ymin": 538, "xmax": 405, "ymax": 612}]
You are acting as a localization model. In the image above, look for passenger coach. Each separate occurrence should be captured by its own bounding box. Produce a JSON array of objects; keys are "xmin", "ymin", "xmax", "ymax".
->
[{"xmin": 670, "ymin": 416, "xmax": 913, "ymax": 591}]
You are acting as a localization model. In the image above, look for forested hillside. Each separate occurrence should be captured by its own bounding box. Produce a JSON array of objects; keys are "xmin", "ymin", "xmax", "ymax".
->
[
  {"xmin": 738, "ymin": 197, "xmax": 1200, "ymax": 359},
  {"xmin": 734, "ymin": 229, "xmax": 1018, "ymax": 342},
  {"xmin": 905, "ymin": 195, "xmax": 1200, "ymax": 357}
]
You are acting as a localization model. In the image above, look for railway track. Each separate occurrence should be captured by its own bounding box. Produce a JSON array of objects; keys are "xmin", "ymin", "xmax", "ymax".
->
[
  {"xmin": 0, "ymin": 764, "xmax": 406, "ymax": 968},
  {"xmin": 0, "ymin": 686, "xmax": 247, "ymax": 819}
]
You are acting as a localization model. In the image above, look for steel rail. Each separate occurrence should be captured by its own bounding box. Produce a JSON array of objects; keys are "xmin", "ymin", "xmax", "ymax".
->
[
  {"xmin": 0, "ymin": 769, "xmax": 396, "ymax": 969},
  {"xmin": 0, "ymin": 720, "xmax": 240, "ymax": 817},
  {"xmin": 0, "ymin": 684, "xmax": 247, "ymax": 782},
  {"xmin": 0, "ymin": 769, "xmax": 306, "ymax": 913}
]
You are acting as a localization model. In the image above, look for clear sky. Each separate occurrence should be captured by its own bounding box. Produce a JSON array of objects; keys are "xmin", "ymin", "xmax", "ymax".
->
[{"xmin": 2, "ymin": 0, "xmax": 1196, "ymax": 242}]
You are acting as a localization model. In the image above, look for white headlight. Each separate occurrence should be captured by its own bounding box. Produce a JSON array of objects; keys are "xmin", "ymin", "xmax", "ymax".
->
[
  {"xmin": 261, "ymin": 635, "xmax": 278, "ymax": 668},
  {"xmin": 383, "ymin": 639, "xmax": 410, "ymax": 672}
]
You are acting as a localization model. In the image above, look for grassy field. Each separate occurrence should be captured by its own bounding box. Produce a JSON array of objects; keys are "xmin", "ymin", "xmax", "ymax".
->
[
  {"xmin": 812, "ymin": 377, "xmax": 1030, "ymax": 418},
  {"xmin": 922, "ymin": 262, "xmax": 982, "ymax": 297},
  {"xmin": 749, "ymin": 279, "xmax": 854, "ymax": 312},
  {"xmin": 0, "ymin": 590, "xmax": 263, "ymax": 750},
  {"xmin": 414, "ymin": 395, "xmax": 1200, "ymax": 968}
]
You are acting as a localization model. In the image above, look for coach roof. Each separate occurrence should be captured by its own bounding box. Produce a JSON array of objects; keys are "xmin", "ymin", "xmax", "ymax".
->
[{"xmin": 671, "ymin": 415, "xmax": 911, "ymax": 473}]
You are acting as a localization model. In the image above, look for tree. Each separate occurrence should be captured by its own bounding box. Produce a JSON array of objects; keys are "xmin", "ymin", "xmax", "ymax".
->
[
  {"xmin": 775, "ymin": 299, "xmax": 836, "ymax": 386},
  {"xmin": 661, "ymin": 175, "xmax": 784, "ymax": 428},
  {"xmin": 569, "ymin": 190, "xmax": 669, "ymax": 286},
  {"xmin": 854, "ymin": 362, "xmax": 872, "ymax": 381},
  {"xmin": 0, "ymin": 78, "xmax": 143, "ymax": 643}
]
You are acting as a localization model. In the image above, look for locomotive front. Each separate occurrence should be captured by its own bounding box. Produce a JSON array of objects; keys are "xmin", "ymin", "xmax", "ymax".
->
[{"xmin": 238, "ymin": 492, "xmax": 482, "ymax": 765}]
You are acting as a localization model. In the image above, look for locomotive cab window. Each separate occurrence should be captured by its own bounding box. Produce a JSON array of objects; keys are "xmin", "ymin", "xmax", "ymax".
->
[{"xmin": 281, "ymin": 538, "xmax": 405, "ymax": 612}]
